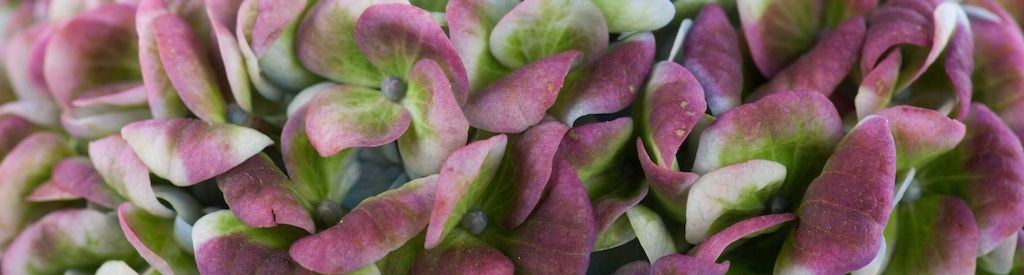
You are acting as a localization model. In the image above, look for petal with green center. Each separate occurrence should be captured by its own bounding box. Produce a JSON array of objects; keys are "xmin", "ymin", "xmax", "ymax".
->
[
  {"xmin": 192, "ymin": 210, "xmax": 312, "ymax": 274},
  {"xmin": 876, "ymin": 106, "xmax": 965, "ymax": 171},
  {"xmin": 775, "ymin": 116, "xmax": 896, "ymax": 274},
  {"xmin": 682, "ymin": 3, "xmax": 743, "ymax": 116},
  {"xmin": 281, "ymin": 105, "xmax": 357, "ymax": 208},
  {"xmin": 685, "ymin": 160, "xmax": 786, "ymax": 244},
  {"xmin": 593, "ymin": 180, "xmax": 648, "ymax": 239},
  {"xmin": 206, "ymin": 0, "xmax": 256, "ymax": 112},
  {"xmin": 120, "ymin": 118, "xmax": 273, "ymax": 186},
  {"xmin": 495, "ymin": 120, "xmax": 568, "ymax": 228},
  {"xmin": 855, "ymin": 51, "xmax": 902, "ymax": 119},
  {"xmin": 637, "ymin": 141, "xmax": 699, "ymax": 222},
  {"xmin": 884, "ymin": 196, "xmax": 978, "ymax": 274},
  {"xmin": 355, "ymin": 3, "xmax": 469, "ymax": 103},
  {"xmin": 0, "ymin": 132, "xmax": 71, "ymax": 247},
  {"xmin": 137, "ymin": 0, "xmax": 188, "ymax": 119},
  {"xmin": 296, "ymin": 0, "xmax": 402, "ymax": 87},
  {"xmin": 970, "ymin": 0, "xmax": 1024, "ymax": 140},
  {"xmin": 738, "ymin": 0, "xmax": 823, "ymax": 77},
  {"xmin": 589, "ymin": 0, "xmax": 674, "ymax": 33},
  {"xmin": 153, "ymin": 13, "xmax": 227, "ymax": 123},
  {"xmin": 89, "ymin": 134, "xmax": 173, "ymax": 217},
  {"xmin": 304, "ymin": 84, "xmax": 411, "ymax": 157},
  {"xmin": 861, "ymin": 0, "xmax": 958, "ymax": 91},
  {"xmin": 693, "ymin": 91, "xmax": 844, "ymax": 201},
  {"xmin": 446, "ymin": 0, "xmax": 517, "ymax": 91},
  {"xmin": 398, "ymin": 59, "xmax": 470, "ymax": 176},
  {"xmin": 488, "ymin": 0, "xmax": 608, "ymax": 69},
  {"xmin": 289, "ymin": 175, "xmax": 437, "ymax": 274},
  {"xmin": 240, "ymin": 0, "xmax": 321, "ymax": 92},
  {"xmin": 691, "ymin": 213, "xmax": 796, "ymax": 262},
  {"xmin": 463, "ymin": 51, "xmax": 578, "ymax": 133},
  {"xmin": 551, "ymin": 33, "xmax": 655, "ymax": 125},
  {"xmin": 752, "ymin": 17, "xmax": 865, "ymax": 98},
  {"xmin": 1, "ymin": 209, "xmax": 141, "ymax": 274},
  {"xmin": 627, "ymin": 204, "xmax": 676, "ymax": 262},
  {"xmin": 425, "ymin": 135, "xmax": 507, "ymax": 248},
  {"xmin": 638, "ymin": 61, "xmax": 706, "ymax": 169},
  {"xmin": 556, "ymin": 117, "xmax": 634, "ymax": 183},
  {"xmin": 26, "ymin": 157, "xmax": 121, "ymax": 208},
  {"xmin": 482, "ymin": 159, "xmax": 596, "ymax": 274},
  {"xmin": 118, "ymin": 203, "xmax": 199, "ymax": 275},
  {"xmin": 411, "ymin": 230, "xmax": 514, "ymax": 274},
  {"xmin": 216, "ymin": 153, "xmax": 315, "ymax": 233}
]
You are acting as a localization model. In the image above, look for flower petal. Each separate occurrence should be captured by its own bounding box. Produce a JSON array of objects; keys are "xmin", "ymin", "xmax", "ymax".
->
[
  {"xmin": 551, "ymin": 33, "xmax": 656, "ymax": 125},
  {"xmin": 397, "ymin": 59, "xmax": 470, "ymax": 176},
  {"xmin": 464, "ymin": 51, "xmax": 578, "ymax": 133},
  {"xmin": 738, "ymin": 0, "xmax": 823, "ymax": 77},
  {"xmin": 238, "ymin": 0, "xmax": 321, "ymax": 92},
  {"xmin": 282, "ymin": 105, "xmax": 358, "ymax": 208},
  {"xmin": 137, "ymin": 0, "xmax": 188, "ymax": 118},
  {"xmin": 446, "ymin": 0, "xmax": 517, "ymax": 91},
  {"xmin": 498, "ymin": 120, "xmax": 568, "ymax": 228},
  {"xmin": 685, "ymin": 160, "xmax": 787, "ymax": 244},
  {"xmin": 355, "ymin": 3, "xmax": 469, "ymax": 104},
  {"xmin": 589, "ymin": 0, "xmax": 674, "ymax": 33},
  {"xmin": 876, "ymin": 106, "xmax": 965, "ymax": 171},
  {"xmin": 638, "ymin": 61, "xmax": 706, "ymax": 169},
  {"xmin": 855, "ymin": 51, "xmax": 902, "ymax": 119},
  {"xmin": 0, "ymin": 133, "xmax": 71, "ymax": 247},
  {"xmin": 557, "ymin": 117, "xmax": 634, "ymax": 182},
  {"xmin": 411, "ymin": 231, "xmax": 515, "ymax": 274},
  {"xmin": 752, "ymin": 17, "xmax": 866, "ymax": 98},
  {"xmin": 425, "ymin": 135, "xmax": 507, "ymax": 248},
  {"xmin": 29, "ymin": 157, "xmax": 121, "ymax": 208},
  {"xmin": 153, "ymin": 13, "xmax": 227, "ymax": 123},
  {"xmin": 192, "ymin": 210, "xmax": 312, "ymax": 274},
  {"xmin": 691, "ymin": 213, "xmax": 796, "ymax": 262},
  {"xmin": 1, "ymin": 209, "xmax": 140, "ymax": 274},
  {"xmin": 970, "ymin": 0, "xmax": 1024, "ymax": 140},
  {"xmin": 885, "ymin": 196, "xmax": 979, "ymax": 274},
  {"xmin": 775, "ymin": 116, "xmax": 896, "ymax": 274},
  {"xmin": 682, "ymin": 3, "xmax": 743, "ymax": 116},
  {"xmin": 120, "ymin": 118, "xmax": 273, "ymax": 186},
  {"xmin": 295, "ymin": 0, "xmax": 400, "ymax": 87},
  {"xmin": 637, "ymin": 142, "xmax": 700, "ymax": 222},
  {"xmin": 651, "ymin": 254, "xmax": 728, "ymax": 275},
  {"xmin": 0, "ymin": 115, "xmax": 32, "ymax": 159},
  {"xmin": 118, "ymin": 203, "xmax": 199, "ymax": 274},
  {"xmin": 489, "ymin": 0, "xmax": 608, "ymax": 69},
  {"xmin": 216, "ymin": 153, "xmax": 315, "ymax": 233},
  {"xmin": 627, "ymin": 204, "xmax": 677, "ymax": 262},
  {"xmin": 694, "ymin": 92, "xmax": 844, "ymax": 201},
  {"xmin": 89, "ymin": 134, "xmax": 173, "ymax": 217},
  {"xmin": 4, "ymin": 24, "xmax": 55, "ymax": 103},
  {"xmin": 289, "ymin": 175, "xmax": 437, "ymax": 274}
]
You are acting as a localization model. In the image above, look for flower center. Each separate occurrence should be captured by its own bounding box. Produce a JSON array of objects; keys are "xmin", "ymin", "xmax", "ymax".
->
[
  {"xmin": 460, "ymin": 209, "xmax": 488, "ymax": 235},
  {"xmin": 381, "ymin": 76, "xmax": 407, "ymax": 102}
]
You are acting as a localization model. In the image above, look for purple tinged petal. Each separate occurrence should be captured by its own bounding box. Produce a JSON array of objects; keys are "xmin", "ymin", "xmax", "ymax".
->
[
  {"xmin": 120, "ymin": 118, "xmax": 274, "ymax": 186},
  {"xmin": 593, "ymin": 182, "xmax": 648, "ymax": 236},
  {"xmin": 488, "ymin": 0, "xmax": 608, "ymax": 69},
  {"xmin": 1, "ymin": 209, "xmax": 140, "ymax": 274},
  {"xmin": 445, "ymin": 0, "xmax": 517, "ymax": 91},
  {"xmin": 959, "ymin": 104, "xmax": 1024, "ymax": 254},
  {"xmin": 776, "ymin": 116, "xmax": 896, "ymax": 274},
  {"xmin": 61, "ymin": 106, "xmax": 153, "ymax": 140},
  {"xmin": 4, "ymin": 24, "xmax": 55, "ymax": 103},
  {"xmin": 29, "ymin": 157, "xmax": 121, "ymax": 208},
  {"xmin": 0, "ymin": 99, "xmax": 60, "ymax": 127},
  {"xmin": 192, "ymin": 210, "xmax": 312, "ymax": 275},
  {"xmin": 355, "ymin": 3, "xmax": 469, "ymax": 104},
  {"xmin": 425, "ymin": 135, "xmax": 508, "ymax": 248},
  {"xmin": 464, "ymin": 51, "xmax": 578, "ymax": 133},
  {"xmin": 738, "ymin": 0, "xmax": 823, "ymax": 78},
  {"xmin": 250, "ymin": 0, "xmax": 307, "ymax": 57},
  {"xmin": 639, "ymin": 61, "xmax": 706, "ymax": 168},
  {"xmin": 26, "ymin": 180, "xmax": 80, "ymax": 202},
  {"xmin": 637, "ymin": 141, "xmax": 700, "ymax": 222},
  {"xmin": 137, "ymin": 0, "xmax": 189, "ymax": 119},
  {"xmin": 685, "ymin": 160, "xmax": 787, "ymax": 244},
  {"xmin": 153, "ymin": 13, "xmax": 227, "ymax": 123},
  {"xmin": 681, "ymin": 4, "xmax": 743, "ymax": 116},
  {"xmin": 752, "ymin": 17, "xmax": 866, "ymax": 98},
  {"xmin": 944, "ymin": 19, "xmax": 974, "ymax": 121},
  {"xmin": 855, "ymin": 51, "xmax": 902, "ymax": 119},
  {"xmin": 304, "ymin": 84, "xmax": 411, "ymax": 157},
  {"xmin": 397, "ymin": 59, "xmax": 470, "ymax": 176},
  {"xmin": 281, "ymin": 105, "xmax": 357, "ymax": 207},
  {"xmin": 215, "ymin": 153, "xmax": 315, "ymax": 233},
  {"xmin": 612, "ymin": 261, "xmax": 652, "ymax": 275},
  {"xmin": 411, "ymin": 236, "xmax": 515, "ymax": 275},
  {"xmin": 118, "ymin": 203, "xmax": 199, "ymax": 274},
  {"xmin": 970, "ymin": 0, "xmax": 1024, "ymax": 140},
  {"xmin": 876, "ymin": 106, "xmax": 966, "ymax": 170},
  {"xmin": 206, "ymin": 0, "xmax": 254, "ymax": 112},
  {"xmin": 691, "ymin": 213, "xmax": 796, "ymax": 262},
  {"xmin": 651, "ymin": 254, "xmax": 728, "ymax": 275},
  {"xmin": 885, "ymin": 196, "xmax": 979, "ymax": 274},
  {"xmin": 290, "ymin": 175, "xmax": 437, "ymax": 274},
  {"xmin": 89, "ymin": 134, "xmax": 174, "ymax": 217},
  {"xmin": 552, "ymin": 32, "xmax": 656, "ymax": 125},
  {"xmin": 486, "ymin": 159, "xmax": 596, "ymax": 274},
  {"xmin": 0, "ymin": 132, "xmax": 71, "ymax": 247},
  {"xmin": 557, "ymin": 117, "xmax": 634, "ymax": 181},
  {"xmin": 0, "ymin": 115, "xmax": 32, "ymax": 159},
  {"xmin": 862, "ymin": 0, "xmax": 960, "ymax": 91},
  {"xmin": 502, "ymin": 120, "xmax": 568, "ymax": 228},
  {"xmin": 295, "ymin": 0, "xmax": 399, "ymax": 87}
]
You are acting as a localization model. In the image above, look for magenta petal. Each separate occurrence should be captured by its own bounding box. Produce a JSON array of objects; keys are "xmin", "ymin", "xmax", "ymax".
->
[
  {"xmin": 250, "ymin": 0, "xmax": 308, "ymax": 57},
  {"xmin": 355, "ymin": 3, "xmax": 469, "ymax": 104},
  {"xmin": 32, "ymin": 157, "xmax": 120, "ymax": 208},
  {"xmin": 426, "ymin": 135, "xmax": 508, "ymax": 248},
  {"xmin": 959, "ymin": 104, "xmax": 1024, "ymax": 254},
  {"xmin": 860, "ymin": 0, "xmax": 946, "ymax": 89},
  {"xmin": 121, "ymin": 118, "xmax": 274, "ymax": 186},
  {"xmin": 552, "ymin": 33, "xmax": 657, "ymax": 125},
  {"xmin": 944, "ymin": 19, "xmax": 974, "ymax": 121},
  {"xmin": 289, "ymin": 176, "xmax": 437, "ymax": 274},
  {"xmin": 691, "ymin": 213, "xmax": 797, "ymax": 262},
  {"xmin": 738, "ymin": 0, "xmax": 824, "ymax": 78},
  {"xmin": 753, "ymin": 17, "xmax": 866, "ymax": 98},
  {"xmin": 637, "ymin": 140, "xmax": 699, "ymax": 221},
  {"xmin": 216, "ymin": 153, "xmax": 315, "ymax": 233},
  {"xmin": 593, "ymin": 181, "xmax": 649, "ymax": 234},
  {"xmin": 304, "ymin": 84, "xmax": 411, "ymax": 157},
  {"xmin": 153, "ymin": 13, "xmax": 227, "ymax": 123},
  {"xmin": 639, "ymin": 61, "xmax": 706, "ymax": 168},
  {"xmin": 446, "ymin": 0, "xmax": 517, "ymax": 91},
  {"xmin": 855, "ymin": 50, "xmax": 903, "ymax": 118},
  {"xmin": 970, "ymin": 0, "xmax": 1024, "ymax": 137},
  {"xmin": 0, "ymin": 115, "xmax": 33, "ymax": 159},
  {"xmin": 557, "ymin": 117, "xmax": 634, "ymax": 180},
  {"xmin": 651, "ymin": 254, "xmax": 728, "ymax": 275},
  {"xmin": 89, "ymin": 135, "xmax": 173, "ymax": 217},
  {"xmin": 193, "ymin": 211, "xmax": 312, "ymax": 275},
  {"xmin": 886, "ymin": 196, "xmax": 979, "ymax": 274},
  {"xmin": 488, "ymin": 159, "xmax": 596, "ymax": 274},
  {"xmin": 612, "ymin": 261, "xmax": 652, "ymax": 275},
  {"xmin": 876, "ymin": 106, "xmax": 966, "ymax": 170},
  {"xmin": 682, "ymin": 3, "xmax": 743, "ymax": 116},
  {"xmin": 777, "ymin": 116, "xmax": 896, "ymax": 274},
  {"xmin": 411, "ymin": 239, "xmax": 515, "ymax": 275},
  {"xmin": 137, "ymin": 0, "xmax": 188, "ymax": 119},
  {"xmin": 464, "ymin": 51, "xmax": 579, "ymax": 133},
  {"xmin": 118, "ymin": 203, "xmax": 198, "ymax": 274},
  {"xmin": 502, "ymin": 120, "xmax": 569, "ymax": 228},
  {"xmin": 26, "ymin": 180, "xmax": 80, "ymax": 202}
]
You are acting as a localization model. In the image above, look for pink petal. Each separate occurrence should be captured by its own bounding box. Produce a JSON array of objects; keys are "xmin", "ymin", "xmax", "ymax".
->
[
  {"xmin": 216, "ymin": 153, "xmax": 315, "ymax": 233},
  {"xmin": 463, "ymin": 51, "xmax": 578, "ymax": 133},
  {"xmin": 303, "ymin": 84, "xmax": 411, "ymax": 157}
]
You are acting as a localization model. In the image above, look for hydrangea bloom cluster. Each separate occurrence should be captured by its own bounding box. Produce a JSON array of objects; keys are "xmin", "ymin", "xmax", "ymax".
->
[{"xmin": 0, "ymin": 0, "xmax": 1022, "ymax": 274}]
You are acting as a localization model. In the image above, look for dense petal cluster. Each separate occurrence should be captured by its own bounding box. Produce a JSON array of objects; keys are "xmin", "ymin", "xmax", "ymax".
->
[{"xmin": 0, "ymin": 0, "xmax": 1021, "ymax": 274}]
